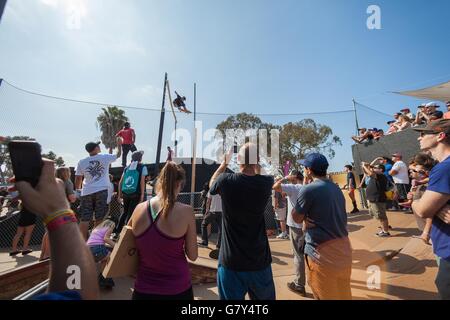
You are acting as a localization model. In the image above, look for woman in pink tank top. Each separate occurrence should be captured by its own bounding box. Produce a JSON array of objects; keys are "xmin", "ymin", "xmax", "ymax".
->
[{"xmin": 129, "ymin": 162, "xmax": 198, "ymax": 300}]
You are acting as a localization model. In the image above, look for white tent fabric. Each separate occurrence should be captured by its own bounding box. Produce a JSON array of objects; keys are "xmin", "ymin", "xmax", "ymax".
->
[{"xmin": 395, "ymin": 80, "xmax": 450, "ymax": 102}]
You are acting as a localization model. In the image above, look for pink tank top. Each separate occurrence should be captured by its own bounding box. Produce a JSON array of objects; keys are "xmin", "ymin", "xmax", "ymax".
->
[
  {"xmin": 134, "ymin": 201, "xmax": 191, "ymax": 295},
  {"xmin": 87, "ymin": 227, "xmax": 109, "ymax": 246}
]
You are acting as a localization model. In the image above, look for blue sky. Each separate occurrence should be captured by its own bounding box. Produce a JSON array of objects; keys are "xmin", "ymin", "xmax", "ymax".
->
[{"xmin": 1, "ymin": 0, "xmax": 450, "ymax": 171}]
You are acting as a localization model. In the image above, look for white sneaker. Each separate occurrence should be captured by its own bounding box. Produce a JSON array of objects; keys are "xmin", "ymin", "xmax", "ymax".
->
[
  {"xmin": 276, "ymin": 232, "xmax": 285, "ymax": 239},
  {"xmin": 277, "ymin": 232, "xmax": 288, "ymax": 239}
]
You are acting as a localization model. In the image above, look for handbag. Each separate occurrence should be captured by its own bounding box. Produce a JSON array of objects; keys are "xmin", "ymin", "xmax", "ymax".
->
[{"xmin": 102, "ymin": 225, "xmax": 138, "ymax": 278}]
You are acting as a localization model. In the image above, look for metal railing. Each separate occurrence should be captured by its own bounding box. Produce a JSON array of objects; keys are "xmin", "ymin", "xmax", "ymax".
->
[{"xmin": 0, "ymin": 192, "xmax": 204, "ymax": 249}]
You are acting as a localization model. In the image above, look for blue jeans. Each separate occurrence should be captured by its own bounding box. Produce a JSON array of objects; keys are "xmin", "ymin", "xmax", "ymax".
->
[{"xmin": 217, "ymin": 265, "xmax": 276, "ymax": 300}]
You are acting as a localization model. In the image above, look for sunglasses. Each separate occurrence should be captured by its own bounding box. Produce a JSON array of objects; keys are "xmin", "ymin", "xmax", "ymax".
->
[
  {"xmin": 419, "ymin": 131, "xmax": 438, "ymax": 137},
  {"xmin": 409, "ymin": 169, "xmax": 426, "ymax": 175}
]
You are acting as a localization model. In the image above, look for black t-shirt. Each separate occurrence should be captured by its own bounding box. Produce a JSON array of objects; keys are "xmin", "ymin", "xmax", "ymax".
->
[
  {"xmin": 210, "ymin": 173, "xmax": 274, "ymax": 271},
  {"xmin": 366, "ymin": 174, "xmax": 388, "ymax": 203}
]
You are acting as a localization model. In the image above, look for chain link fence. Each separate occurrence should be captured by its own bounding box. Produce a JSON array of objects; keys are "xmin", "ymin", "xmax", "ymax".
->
[{"xmin": 0, "ymin": 192, "xmax": 203, "ymax": 249}]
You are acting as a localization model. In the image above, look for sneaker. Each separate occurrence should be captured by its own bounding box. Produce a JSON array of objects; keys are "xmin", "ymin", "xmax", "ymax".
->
[
  {"xmin": 276, "ymin": 232, "xmax": 287, "ymax": 239},
  {"xmin": 376, "ymin": 231, "xmax": 391, "ymax": 237},
  {"xmin": 98, "ymin": 275, "xmax": 113, "ymax": 289},
  {"xmin": 378, "ymin": 225, "xmax": 393, "ymax": 230},
  {"xmin": 197, "ymin": 241, "xmax": 208, "ymax": 248},
  {"xmin": 287, "ymin": 282, "xmax": 306, "ymax": 297}
]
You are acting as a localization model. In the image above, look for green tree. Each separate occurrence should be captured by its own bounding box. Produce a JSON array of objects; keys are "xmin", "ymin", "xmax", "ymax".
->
[
  {"xmin": 42, "ymin": 151, "xmax": 66, "ymax": 167},
  {"xmin": 96, "ymin": 106, "xmax": 129, "ymax": 154},
  {"xmin": 279, "ymin": 119, "xmax": 342, "ymax": 170},
  {"xmin": 215, "ymin": 114, "xmax": 341, "ymax": 172}
]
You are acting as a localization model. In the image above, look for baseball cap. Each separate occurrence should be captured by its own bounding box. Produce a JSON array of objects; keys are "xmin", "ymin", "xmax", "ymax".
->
[
  {"xmin": 425, "ymin": 102, "xmax": 440, "ymax": 108},
  {"xmin": 413, "ymin": 119, "xmax": 450, "ymax": 134},
  {"xmin": 298, "ymin": 153, "xmax": 329, "ymax": 172},
  {"xmin": 400, "ymin": 108, "xmax": 410, "ymax": 112},
  {"xmin": 418, "ymin": 103, "xmax": 427, "ymax": 108},
  {"xmin": 431, "ymin": 111, "xmax": 444, "ymax": 119},
  {"xmin": 387, "ymin": 120, "xmax": 396, "ymax": 125},
  {"xmin": 85, "ymin": 141, "xmax": 101, "ymax": 153}
]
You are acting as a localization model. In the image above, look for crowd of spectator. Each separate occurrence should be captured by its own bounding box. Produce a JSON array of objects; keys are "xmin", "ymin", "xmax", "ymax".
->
[{"xmin": 352, "ymin": 101, "xmax": 450, "ymax": 144}]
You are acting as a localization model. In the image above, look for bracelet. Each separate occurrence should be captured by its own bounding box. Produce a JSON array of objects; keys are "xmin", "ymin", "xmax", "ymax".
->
[
  {"xmin": 46, "ymin": 214, "xmax": 78, "ymax": 232},
  {"xmin": 44, "ymin": 209, "xmax": 75, "ymax": 225}
]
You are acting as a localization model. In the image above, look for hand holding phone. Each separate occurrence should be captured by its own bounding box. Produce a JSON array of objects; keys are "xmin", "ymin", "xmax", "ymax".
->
[{"xmin": 8, "ymin": 141, "xmax": 43, "ymax": 188}]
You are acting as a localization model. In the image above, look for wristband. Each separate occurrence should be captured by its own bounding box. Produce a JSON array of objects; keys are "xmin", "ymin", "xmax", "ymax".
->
[
  {"xmin": 46, "ymin": 214, "xmax": 78, "ymax": 232},
  {"xmin": 44, "ymin": 209, "xmax": 75, "ymax": 225}
]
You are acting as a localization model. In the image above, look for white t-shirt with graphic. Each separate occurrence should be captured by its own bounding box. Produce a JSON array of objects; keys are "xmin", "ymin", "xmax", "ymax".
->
[
  {"xmin": 391, "ymin": 161, "xmax": 410, "ymax": 184},
  {"xmin": 76, "ymin": 154, "xmax": 118, "ymax": 196}
]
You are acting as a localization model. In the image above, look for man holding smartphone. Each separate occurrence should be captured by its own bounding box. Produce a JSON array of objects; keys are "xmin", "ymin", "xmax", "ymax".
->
[{"xmin": 75, "ymin": 139, "xmax": 122, "ymax": 239}]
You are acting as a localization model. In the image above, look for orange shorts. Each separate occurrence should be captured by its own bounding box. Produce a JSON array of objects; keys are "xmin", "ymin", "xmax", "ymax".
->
[{"xmin": 306, "ymin": 256, "xmax": 352, "ymax": 300}]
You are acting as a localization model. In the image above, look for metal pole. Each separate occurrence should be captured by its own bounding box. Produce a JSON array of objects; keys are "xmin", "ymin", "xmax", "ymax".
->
[
  {"xmin": 352, "ymin": 99, "xmax": 360, "ymax": 136},
  {"xmin": 0, "ymin": 0, "xmax": 7, "ymax": 22},
  {"xmin": 155, "ymin": 73, "xmax": 168, "ymax": 179},
  {"xmin": 190, "ymin": 83, "xmax": 197, "ymax": 207}
]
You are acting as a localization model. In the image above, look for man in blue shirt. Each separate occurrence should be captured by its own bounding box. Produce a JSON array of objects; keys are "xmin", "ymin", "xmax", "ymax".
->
[
  {"xmin": 293, "ymin": 153, "xmax": 352, "ymax": 300},
  {"xmin": 412, "ymin": 119, "xmax": 450, "ymax": 300}
]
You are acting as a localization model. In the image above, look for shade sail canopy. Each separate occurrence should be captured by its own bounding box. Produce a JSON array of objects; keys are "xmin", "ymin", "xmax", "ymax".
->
[{"xmin": 394, "ymin": 80, "xmax": 450, "ymax": 102}]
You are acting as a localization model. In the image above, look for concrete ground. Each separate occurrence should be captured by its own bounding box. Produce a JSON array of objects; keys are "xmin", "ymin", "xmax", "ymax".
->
[
  {"xmin": 99, "ymin": 209, "xmax": 439, "ymax": 300},
  {"xmin": 0, "ymin": 209, "xmax": 438, "ymax": 300}
]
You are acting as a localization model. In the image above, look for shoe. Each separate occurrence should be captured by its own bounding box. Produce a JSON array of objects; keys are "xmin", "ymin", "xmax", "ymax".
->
[
  {"xmin": 98, "ymin": 275, "xmax": 113, "ymax": 289},
  {"xmin": 287, "ymin": 282, "xmax": 306, "ymax": 297},
  {"xmin": 21, "ymin": 249, "xmax": 33, "ymax": 255},
  {"xmin": 282, "ymin": 233, "xmax": 290, "ymax": 240},
  {"xmin": 276, "ymin": 232, "xmax": 287, "ymax": 239},
  {"xmin": 197, "ymin": 242, "xmax": 208, "ymax": 248},
  {"xmin": 9, "ymin": 251, "xmax": 20, "ymax": 257},
  {"xmin": 376, "ymin": 231, "xmax": 391, "ymax": 237},
  {"xmin": 378, "ymin": 225, "xmax": 393, "ymax": 230},
  {"xmin": 350, "ymin": 208, "xmax": 360, "ymax": 214}
]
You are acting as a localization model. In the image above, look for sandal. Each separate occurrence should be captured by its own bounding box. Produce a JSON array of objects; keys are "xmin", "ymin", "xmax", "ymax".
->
[
  {"xmin": 9, "ymin": 251, "xmax": 20, "ymax": 257},
  {"xmin": 21, "ymin": 249, "xmax": 33, "ymax": 255}
]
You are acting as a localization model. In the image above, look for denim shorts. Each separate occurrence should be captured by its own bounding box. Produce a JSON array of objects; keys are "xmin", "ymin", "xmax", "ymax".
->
[{"xmin": 89, "ymin": 245, "xmax": 110, "ymax": 263}]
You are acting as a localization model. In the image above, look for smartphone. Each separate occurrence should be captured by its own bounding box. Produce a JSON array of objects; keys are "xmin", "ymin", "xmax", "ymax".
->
[
  {"xmin": 8, "ymin": 141, "xmax": 43, "ymax": 188},
  {"xmin": 233, "ymin": 145, "xmax": 238, "ymax": 153}
]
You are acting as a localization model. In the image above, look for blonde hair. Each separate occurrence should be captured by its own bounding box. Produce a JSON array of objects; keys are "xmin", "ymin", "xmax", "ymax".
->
[
  {"xmin": 155, "ymin": 161, "xmax": 186, "ymax": 217},
  {"xmin": 56, "ymin": 167, "xmax": 70, "ymax": 181},
  {"xmin": 95, "ymin": 219, "xmax": 116, "ymax": 231}
]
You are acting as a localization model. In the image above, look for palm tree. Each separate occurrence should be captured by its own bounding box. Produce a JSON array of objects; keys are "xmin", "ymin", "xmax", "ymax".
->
[{"xmin": 97, "ymin": 106, "xmax": 129, "ymax": 154}]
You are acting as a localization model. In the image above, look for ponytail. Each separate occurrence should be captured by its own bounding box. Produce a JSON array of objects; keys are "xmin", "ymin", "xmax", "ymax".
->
[{"xmin": 155, "ymin": 162, "xmax": 186, "ymax": 217}]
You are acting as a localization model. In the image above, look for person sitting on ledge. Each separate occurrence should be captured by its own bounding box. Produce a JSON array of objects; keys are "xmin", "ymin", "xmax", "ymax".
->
[{"xmin": 352, "ymin": 128, "xmax": 374, "ymax": 144}]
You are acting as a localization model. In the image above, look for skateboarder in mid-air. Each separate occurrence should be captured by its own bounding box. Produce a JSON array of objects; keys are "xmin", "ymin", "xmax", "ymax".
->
[{"xmin": 173, "ymin": 91, "xmax": 191, "ymax": 114}]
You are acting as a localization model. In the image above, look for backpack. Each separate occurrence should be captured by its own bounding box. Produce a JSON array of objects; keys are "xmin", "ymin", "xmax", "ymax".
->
[{"xmin": 121, "ymin": 164, "xmax": 143, "ymax": 195}]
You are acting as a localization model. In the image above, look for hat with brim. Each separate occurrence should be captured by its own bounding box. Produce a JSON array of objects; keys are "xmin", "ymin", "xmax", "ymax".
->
[{"xmin": 413, "ymin": 119, "xmax": 450, "ymax": 134}]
